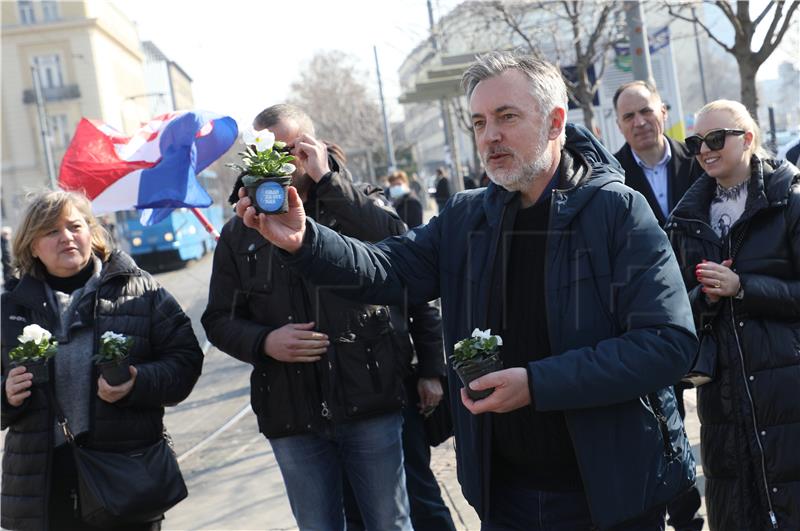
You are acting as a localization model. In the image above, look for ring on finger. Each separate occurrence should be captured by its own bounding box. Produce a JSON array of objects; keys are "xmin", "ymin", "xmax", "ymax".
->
[{"xmin": 714, "ymin": 280, "xmax": 721, "ymax": 288}]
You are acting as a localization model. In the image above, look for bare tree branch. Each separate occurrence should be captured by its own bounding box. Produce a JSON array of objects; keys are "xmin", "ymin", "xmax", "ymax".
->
[
  {"xmin": 753, "ymin": 0, "xmax": 777, "ymax": 27},
  {"xmin": 666, "ymin": 3, "xmax": 734, "ymax": 52}
]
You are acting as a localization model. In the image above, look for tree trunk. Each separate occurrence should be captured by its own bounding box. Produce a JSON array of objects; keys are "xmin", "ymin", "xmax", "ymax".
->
[
  {"xmin": 577, "ymin": 69, "xmax": 598, "ymax": 135},
  {"xmin": 738, "ymin": 55, "xmax": 760, "ymax": 124}
]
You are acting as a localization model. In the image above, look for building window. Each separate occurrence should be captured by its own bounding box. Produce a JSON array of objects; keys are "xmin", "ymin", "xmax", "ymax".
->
[
  {"xmin": 41, "ymin": 0, "xmax": 59, "ymax": 21},
  {"xmin": 18, "ymin": 0, "xmax": 36, "ymax": 24},
  {"xmin": 48, "ymin": 114, "xmax": 70, "ymax": 148},
  {"xmin": 33, "ymin": 55, "xmax": 63, "ymax": 89}
]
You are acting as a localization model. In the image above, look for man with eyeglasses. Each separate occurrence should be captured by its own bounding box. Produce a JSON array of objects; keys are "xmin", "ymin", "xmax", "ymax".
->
[
  {"xmin": 613, "ymin": 81, "xmax": 704, "ymax": 531},
  {"xmin": 613, "ymin": 81, "xmax": 702, "ymax": 227}
]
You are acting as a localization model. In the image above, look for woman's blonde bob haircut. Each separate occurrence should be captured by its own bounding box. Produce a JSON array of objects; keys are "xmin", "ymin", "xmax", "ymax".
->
[
  {"xmin": 695, "ymin": 99, "xmax": 771, "ymax": 159},
  {"xmin": 12, "ymin": 190, "xmax": 112, "ymax": 279}
]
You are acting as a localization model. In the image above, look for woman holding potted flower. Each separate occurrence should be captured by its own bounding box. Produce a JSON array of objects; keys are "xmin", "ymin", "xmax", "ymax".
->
[{"xmin": 1, "ymin": 190, "xmax": 203, "ymax": 530}]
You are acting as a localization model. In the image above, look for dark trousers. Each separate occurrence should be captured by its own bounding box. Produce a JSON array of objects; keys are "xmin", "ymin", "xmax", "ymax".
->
[
  {"xmin": 49, "ymin": 445, "xmax": 163, "ymax": 531},
  {"xmin": 344, "ymin": 378, "xmax": 456, "ymax": 531},
  {"xmin": 666, "ymin": 385, "xmax": 704, "ymax": 531},
  {"xmin": 482, "ymin": 480, "xmax": 666, "ymax": 531}
]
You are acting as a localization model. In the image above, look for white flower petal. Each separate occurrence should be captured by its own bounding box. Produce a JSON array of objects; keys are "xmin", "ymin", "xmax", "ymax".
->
[
  {"xmin": 280, "ymin": 163, "xmax": 296, "ymax": 175},
  {"xmin": 242, "ymin": 128, "xmax": 257, "ymax": 145},
  {"xmin": 253, "ymin": 129, "xmax": 275, "ymax": 152},
  {"xmin": 495, "ymin": 336, "xmax": 503, "ymax": 346}
]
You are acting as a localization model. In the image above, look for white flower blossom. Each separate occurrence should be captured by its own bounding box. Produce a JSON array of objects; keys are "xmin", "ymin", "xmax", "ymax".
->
[
  {"xmin": 243, "ymin": 128, "xmax": 275, "ymax": 152},
  {"xmin": 101, "ymin": 331, "xmax": 128, "ymax": 344},
  {"xmin": 471, "ymin": 328, "xmax": 491, "ymax": 340},
  {"xmin": 19, "ymin": 324, "xmax": 52, "ymax": 345},
  {"xmin": 280, "ymin": 163, "xmax": 296, "ymax": 175}
]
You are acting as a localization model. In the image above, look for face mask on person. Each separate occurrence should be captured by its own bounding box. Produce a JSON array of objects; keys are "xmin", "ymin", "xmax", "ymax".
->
[{"xmin": 388, "ymin": 184, "xmax": 408, "ymax": 199}]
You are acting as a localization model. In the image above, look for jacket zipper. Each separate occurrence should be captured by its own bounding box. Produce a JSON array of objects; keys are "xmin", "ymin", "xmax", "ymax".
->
[{"xmin": 729, "ymin": 296, "xmax": 778, "ymax": 528}]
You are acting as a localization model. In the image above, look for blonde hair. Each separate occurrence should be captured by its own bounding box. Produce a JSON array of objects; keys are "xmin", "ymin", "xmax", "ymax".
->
[
  {"xmin": 388, "ymin": 170, "xmax": 409, "ymax": 185},
  {"xmin": 12, "ymin": 190, "xmax": 112, "ymax": 278},
  {"xmin": 695, "ymin": 100, "xmax": 770, "ymax": 159}
]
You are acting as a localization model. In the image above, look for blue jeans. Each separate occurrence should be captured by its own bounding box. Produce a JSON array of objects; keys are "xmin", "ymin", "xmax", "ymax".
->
[
  {"xmin": 481, "ymin": 481, "xmax": 666, "ymax": 531},
  {"xmin": 344, "ymin": 378, "xmax": 456, "ymax": 531},
  {"xmin": 269, "ymin": 412, "xmax": 412, "ymax": 531}
]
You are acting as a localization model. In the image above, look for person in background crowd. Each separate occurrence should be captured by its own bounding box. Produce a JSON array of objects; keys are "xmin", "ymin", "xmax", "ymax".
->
[
  {"xmin": 236, "ymin": 50, "xmax": 699, "ymax": 531},
  {"xmin": 613, "ymin": 81, "xmax": 702, "ymax": 226},
  {"xmin": 666, "ymin": 99, "xmax": 800, "ymax": 531},
  {"xmin": 387, "ymin": 170, "xmax": 424, "ymax": 228},
  {"xmin": 613, "ymin": 80, "xmax": 704, "ymax": 531},
  {"xmin": 202, "ymin": 104, "xmax": 413, "ymax": 531},
  {"xmin": 463, "ymin": 174, "xmax": 478, "ymax": 190},
  {"xmin": 1, "ymin": 190, "xmax": 203, "ymax": 530},
  {"xmin": 1, "ymin": 226, "xmax": 14, "ymax": 289},
  {"xmin": 433, "ymin": 167, "xmax": 452, "ymax": 212},
  {"xmin": 408, "ymin": 172, "xmax": 426, "ymax": 202}
]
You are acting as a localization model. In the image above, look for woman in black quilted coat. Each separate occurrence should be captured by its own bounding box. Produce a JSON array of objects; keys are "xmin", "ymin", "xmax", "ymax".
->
[
  {"xmin": 1, "ymin": 190, "xmax": 203, "ymax": 530},
  {"xmin": 666, "ymin": 100, "xmax": 800, "ymax": 530}
]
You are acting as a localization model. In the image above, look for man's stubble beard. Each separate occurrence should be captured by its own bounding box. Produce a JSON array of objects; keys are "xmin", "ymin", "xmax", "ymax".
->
[{"xmin": 485, "ymin": 133, "xmax": 553, "ymax": 193}]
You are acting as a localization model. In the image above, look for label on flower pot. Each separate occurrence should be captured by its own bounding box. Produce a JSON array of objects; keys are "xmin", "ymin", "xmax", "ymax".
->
[{"xmin": 255, "ymin": 181, "xmax": 287, "ymax": 213}]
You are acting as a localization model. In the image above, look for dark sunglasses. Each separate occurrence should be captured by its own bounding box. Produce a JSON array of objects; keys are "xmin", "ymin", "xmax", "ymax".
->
[{"xmin": 684, "ymin": 128, "xmax": 745, "ymax": 155}]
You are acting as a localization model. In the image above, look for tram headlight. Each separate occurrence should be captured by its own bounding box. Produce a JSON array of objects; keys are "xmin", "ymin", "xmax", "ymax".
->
[
  {"xmin": 164, "ymin": 232, "xmax": 174, "ymax": 242},
  {"xmin": 132, "ymin": 237, "xmax": 142, "ymax": 247}
]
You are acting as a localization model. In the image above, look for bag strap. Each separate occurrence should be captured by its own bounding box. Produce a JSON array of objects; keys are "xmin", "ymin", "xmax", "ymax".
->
[{"xmin": 46, "ymin": 387, "xmax": 76, "ymax": 444}]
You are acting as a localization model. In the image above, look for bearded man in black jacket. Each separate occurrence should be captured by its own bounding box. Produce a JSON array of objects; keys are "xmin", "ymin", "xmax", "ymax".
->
[{"xmin": 202, "ymin": 104, "xmax": 414, "ymax": 531}]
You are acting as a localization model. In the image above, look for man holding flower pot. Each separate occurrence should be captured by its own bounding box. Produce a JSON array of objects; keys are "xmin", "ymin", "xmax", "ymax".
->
[
  {"xmin": 235, "ymin": 53, "xmax": 700, "ymax": 530},
  {"xmin": 203, "ymin": 104, "xmax": 414, "ymax": 530}
]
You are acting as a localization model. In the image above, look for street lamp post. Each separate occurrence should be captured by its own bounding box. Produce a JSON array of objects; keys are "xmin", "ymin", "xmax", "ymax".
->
[{"xmin": 31, "ymin": 61, "xmax": 57, "ymax": 189}]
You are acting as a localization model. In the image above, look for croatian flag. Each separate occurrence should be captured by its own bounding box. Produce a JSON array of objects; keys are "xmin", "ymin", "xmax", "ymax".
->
[{"xmin": 59, "ymin": 110, "xmax": 238, "ymax": 225}]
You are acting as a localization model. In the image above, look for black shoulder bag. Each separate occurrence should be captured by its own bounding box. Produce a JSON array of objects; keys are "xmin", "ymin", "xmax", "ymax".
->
[
  {"xmin": 423, "ymin": 379, "xmax": 454, "ymax": 447},
  {"xmin": 50, "ymin": 390, "xmax": 188, "ymax": 526}
]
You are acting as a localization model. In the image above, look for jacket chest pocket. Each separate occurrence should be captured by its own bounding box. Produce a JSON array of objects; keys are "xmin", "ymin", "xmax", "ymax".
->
[{"xmin": 330, "ymin": 331, "xmax": 406, "ymax": 419}]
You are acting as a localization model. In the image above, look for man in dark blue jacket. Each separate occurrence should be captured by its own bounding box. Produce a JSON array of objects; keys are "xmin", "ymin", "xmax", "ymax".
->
[{"xmin": 236, "ymin": 52, "xmax": 698, "ymax": 530}]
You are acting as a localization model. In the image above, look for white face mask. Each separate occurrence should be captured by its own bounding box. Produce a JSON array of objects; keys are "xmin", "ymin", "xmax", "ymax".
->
[{"xmin": 388, "ymin": 184, "xmax": 407, "ymax": 199}]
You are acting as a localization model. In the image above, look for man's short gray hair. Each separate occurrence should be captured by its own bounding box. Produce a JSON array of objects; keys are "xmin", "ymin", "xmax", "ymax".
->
[
  {"xmin": 461, "ymin": 51, "xmax": 568, "ymax": 142},
  {"xmin": 252, "ymin": 103, "xmax": 316, "ymax": 136}
]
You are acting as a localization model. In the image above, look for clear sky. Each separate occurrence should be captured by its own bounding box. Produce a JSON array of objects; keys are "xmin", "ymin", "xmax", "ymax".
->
[
  {"xmin": 117, "ymin": 0, "xmax": 463, "ymax": 127},
  {"xmin": 117, "ymin": 0, "xmax": 797, "ymax": 128}
]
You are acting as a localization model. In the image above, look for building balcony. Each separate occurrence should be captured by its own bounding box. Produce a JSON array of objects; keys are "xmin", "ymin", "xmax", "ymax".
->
[{"xmin": 23, "ymin": 84, "xmax": 81, "ymax": 104}]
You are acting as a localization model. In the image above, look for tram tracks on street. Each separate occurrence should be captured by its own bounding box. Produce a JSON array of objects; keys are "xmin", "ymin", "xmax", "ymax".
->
[{"xmin": 175, "ymin": 339, "xmax": 253, "ymax": 464}]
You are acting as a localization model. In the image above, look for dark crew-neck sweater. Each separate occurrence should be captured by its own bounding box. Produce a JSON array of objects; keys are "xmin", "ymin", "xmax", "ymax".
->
[
  {"xmin": 43, "ymin": 260, "xmax": 94, "ymax": 294},
  {"xmin": 490, "ymin": 197, "xmax": 583, "ymax": 491}
]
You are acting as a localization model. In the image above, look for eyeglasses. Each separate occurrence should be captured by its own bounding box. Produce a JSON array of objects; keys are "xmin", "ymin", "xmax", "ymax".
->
[{"xmin": 684, "ymin": 128, "xmax": 746, "ymax": 155}]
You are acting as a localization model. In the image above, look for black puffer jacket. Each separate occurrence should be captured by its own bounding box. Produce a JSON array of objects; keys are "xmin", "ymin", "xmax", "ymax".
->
[
  {"xmin": 202, "ymin": 158, "xmax": 414, "ymax": 439},
  {"xmin": 1, "ymin": 251, "xmax": 203, "ymax": 531},
  {"xmin": 666, "ymin": 158, "xmax": 800, "ymax": 530}
]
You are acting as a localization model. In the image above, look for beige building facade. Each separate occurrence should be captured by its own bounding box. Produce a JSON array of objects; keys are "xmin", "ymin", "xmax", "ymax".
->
[{"xmin": 1, "ymin": 0, "xmax": 150, "ymax": 229}]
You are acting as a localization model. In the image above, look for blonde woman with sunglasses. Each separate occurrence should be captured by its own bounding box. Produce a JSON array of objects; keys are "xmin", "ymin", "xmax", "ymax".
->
[{"xmin": 665, "ymin": 100, "xmax": 800, "ymax": 530}]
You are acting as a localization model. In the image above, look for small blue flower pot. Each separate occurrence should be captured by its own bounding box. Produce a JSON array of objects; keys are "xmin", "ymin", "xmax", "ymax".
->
[{"xmin": 245, "ymin": 176, "xmax": 292, "ymax": 215}]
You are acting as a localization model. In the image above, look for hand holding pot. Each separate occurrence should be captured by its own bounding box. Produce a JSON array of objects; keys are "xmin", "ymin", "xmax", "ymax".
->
[
  {"xmin": 238, "ymin": 187, "xmax": 306, "ymax": 254},
  {"xmin": 5, "ymin": 366, "xmax": 33, "ymax": 407},
  {"xmin": 98, "ymin": 365, "xmax": 137, "ymax": 403},
  {"xmin": 460, "ymin": 367, "xmax": 531, "ymax": 414}
]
